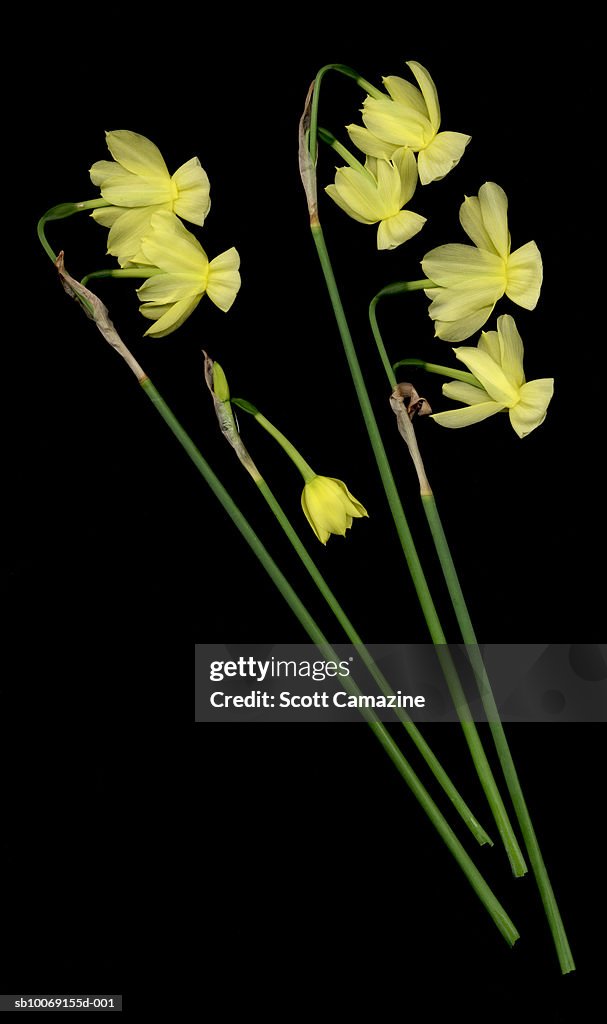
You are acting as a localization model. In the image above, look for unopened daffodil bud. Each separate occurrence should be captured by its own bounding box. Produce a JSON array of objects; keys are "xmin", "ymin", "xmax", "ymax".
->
[
  {"xmin": 325, "ymin": 149, "xmax": 425, "ymax": 250},
  {"xmin": 347, "ymin": 61, "xmax": 470, "ymax": 185},
  {"xmin": 135, "ymin": 211, "xmax": 240, "ymax": 337},
  {"xmin": 421, "ymin": 182, "xmax": 543, "ymax": 343},
  {"xmin": 431, "ymin": 314, "xmax": 554, "ymax": 438},
  {"xmin": 90, "ymin": 130, "xmax": 211, "ymax": 266},
  {"xmin": 211, "ymin": 361, "xmax": 230, "ymax": 402},
  {"xmin": 301, "ymin": 476, "xmax": 368, "ymax": 545}
]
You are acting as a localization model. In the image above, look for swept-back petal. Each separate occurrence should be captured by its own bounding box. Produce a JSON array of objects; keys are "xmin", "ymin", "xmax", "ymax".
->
[
  {"xmin": 478, "ymin": 329, "xmax": 501, "ymax": 363},
  {"xmin": 90, "ymin": 160, "xmax": 122, "ymax": 187},
  {"xmin": 432, "ymin": 402, "xmax": 504, "ymax": 428},
  {"xmin": 362, "ymin": 96, "xmax": 430, "ymax": 149},
  {"xmin": 105, "ymin": 130, "xmax": 169, "ymax": 178},
  {"xmin": 98, "ymin": 172, "xmax": 172, "ymax": 208},
  {"xmin": 431, "ymin": 305, "xmax": 498, "ymax": 343},
  {"xmin": 91, "ymin": 206, "xmax": 124, "ymax": 228},
  {"xmin": 422, "ymin": 243, "xmax": 505, "ymax": 286},
  {"xmin": 382, "ymin": 75, "xmax": 427, "ymax": 115},
  {"xmin": 374, "ymin": 158, "xmax": 403, "ymax": 216},
  {"xmin": 442, "ymin": 380, "xmax": 490, "ymax": 405},
  {"xmin": 141, "ymin": 212, "xmax": 208, "ymax": 274},
  {"xmin": 506, "ymin": 241, "xmax": 543, "ymax": 309},
  {"xmin": 172, "ymin": 156, "xmax": 211, "ymax": 225},
  {"xmin": 454, "ymin": 346, "xmax": 519, "ymax": 405},
  {"xmin": 417, "ymin": 131, "xmax": 471, "ymax": 184},
  {"xmin": 393, "ymin": 146, "xmax": 418, "ymax": 205},
  {"xmin": 425, "ymin": 280, "xmax": 504, "ymax": 320},
  {"xmin": 137, "ymin": 273, "xmax": 201, "ymax": 304},
  {"xmin": 496, "ymin": 314, "xmax": 525, "ymax": 387},
  {"xmin": 142, "ymin": 295, "xmax": 203, "ymax": 337},
  {"xmin": 406, "ymin": 61, "xmax": 441, "ymax": 129},
  {"xmin": 325, "ymin": 183, "xmax": 371, "ymax": 224},
  {"xmin": 509, "ymin": 378, "xmax": 554, "ymax": 437},
  {"xmin": 478, "ymin": 182, "xmax": 510, "ymax": 258},
  {"xmin": 346, "ymin": 123, "xmax": 396, "ymax": 159},
  {"xmin": 377, "ymin": 210, "xmax": 426, "ymax": 250},
  {"xmin": 206, "ymin": 248, "xmax": 241, "ymax": 311},
  {"xmin": 105, "ymin": 206, "xmax": 164, "ymax": 260},
  {"xmin": 460, "ymin": 195, "xmax": 497, "ymax": 253},
  {"xmin": 332, "ymin": 165, "xmax": 381, "ymax": 221}
]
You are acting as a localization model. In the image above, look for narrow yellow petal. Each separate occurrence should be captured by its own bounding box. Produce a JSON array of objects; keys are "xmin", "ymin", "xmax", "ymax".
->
[
  {"xmin": 393, "ymin": 146, "xmax": 418, "ymax": 205},
  {"xmin": 406, "ymin": 61, "xmax": 441, "ymax": 129},
  {"xmin": 346, "ymin": 123, "xmax": 396, "ymax": 159},
  {"xmin": 432, "ymin": 402, "xmax": 504, "ymax": 428},
  {"xmin": 478, "ymin": 183, "xmax": 510, "ymax": 259},
  {"xmin": 105, "ymin": 130, "xmax": 169, "ymax": 178},
  {"xmin": 454, "ymin": 347, "xmax": 519, "ymax": 405},
  {"xmin": 442, "ymin": 380, "xmax": 490, "ymax": 405},
  {"xmin": 382, "ymin": 75, "xmax": 426, "ymax": 114},
  {"xmin": 460, "ymin": 196, "xmax": 497, "ymax": 253},
  {"xmin": 496, "ymin": 314, "xmax": 525, "ymax": 388},
  {"xmin": 422, "ymin": 243, "xmax": 505, "ymax": 286},
  {"xmin": 143, "ymin": 295, "xmax": 202, "ymax": 338}
]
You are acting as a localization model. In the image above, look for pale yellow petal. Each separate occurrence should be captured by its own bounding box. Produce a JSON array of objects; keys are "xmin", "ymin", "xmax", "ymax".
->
[
  {"xmin": 331, "ymin": 166, "xmax": 380, "ymax": 222},
  {"xmin": 478, "ymin": 330, "xmax": 501, "ymax": 362},
  {"xmin": 142, "ymin": 295, "xmax": 202, "ymax": 338},
  {"xmin": 98, "ymin": 173, "xmax": 173, "ymax": 208},
  {"xmin": 425, "ymin": 281, "xmax": 504, "ymax": 321},
  {"xmin": 206, "ymin": 248, "xmax": 241, "ymax": 312},
  {"xmin": 508, "ymin": 379, "xmax": 554, "ymax": 437},
  {"xmin": 417, "ymin": 131, "xmax": 471, "ymax": 185},
  {"xmin": 478, "ymin": 182, "xmax": 510, "ymax": 259},
  {"xmin": 362, "ymin": 96, "xmax": 430, "ymax": 149},
  {"xmin": 431, "ymin": 306, "xmax": 498, "ymax": 343},
  {"xmin": 442, "ymin": 380, "xmax": 490, "ymax": 405},
  {"xmin": 105, "ymin": 130, "xmax": 169, "ymax": 178},
  {"xmin": 460, "ymin": 196, "xmax": 497, "ymax": 253},
  {"xmin": 325, "ymin": 183, "xmax": 371, "ymax": 224},
  {"xmin": 346, "ymin": 123, "xmax": 396, "ymax": 159},
  {"xmin": 137, "ymin": 273, "xmax": 201, "ymax": 304},
  {"xmin": 374, "ymin": 158, "xmax": 403, "ymax": 217},
  {"xmin": 91, "ymin": 206, "xmax": 123, "ymax": 228},
  {"xmin": 172, "ymin": 157, "xmax": 211, "ymax": 226},
  {"xmin": 454, "ymin": 346, "xmax": 519, "ymax": 405},
  {"xmin": 406, "ymin": 61, "xmax": 441, "ymax": 129},
  {"xmin": 422, "ymin": 243, "xmax": 505, "ymax": 286},
  {"xmin": 140, "ymin": 212, "xmax": 208, "ymax": 274},
  {"xmin": 496, "ymin": 314, "xmax": 525, "ymax": 387},
  {"xmin": 105, "ymin": 207, "xmax": 161, "ymax": 261},
  {"xmin": 393, "ymin": 146, "xmax": 418, "ymax": 205},
  {"xmin": 377, "ymin": 210, "xmax": 426, "ymax": 250},
  {"xmin": 90, "ymin": 160, "xmax": 121, "ymax": 187},
  {"xmin": 381, "ymin": 74, "xmax": 426, "ymax": 115},
  {"xmin": 505, "ymin": 241, "xmax": 543, "ymax": 309},
  {"xmin": 432, "ymin": 402, "xmax": 504, "ymax": 428}
]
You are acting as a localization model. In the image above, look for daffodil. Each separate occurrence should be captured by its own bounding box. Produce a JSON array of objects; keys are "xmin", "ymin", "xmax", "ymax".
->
[
  {"xmin": 301, "ymin": 476, "xmax": 368, "ymax": 545},
  {"xmin": 325, "ymin": 148, "xmax": 425, "ymax": 250},
  {"xmin": 431, "ymin": 315, "xmax": 553, "ymax": 438},
  {"xmin": 421, "ymin": 182, "xmax": 543, "ymax": 343},
  {"xmin": 135, "ymin": 211, "xmax": 240, "ymax": 337},
  {"xmin": 90, "ymin": 130, "xmax": 211, "ymax": 266},
  {"xmin": 346, "ymin": 61, "xmax": 470, "ymax": 185}
]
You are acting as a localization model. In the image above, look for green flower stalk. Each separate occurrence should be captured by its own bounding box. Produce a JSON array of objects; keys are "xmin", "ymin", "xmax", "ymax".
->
[
  {"xmin": 207, "ymin": 363, "xmax": 491, "ymax": 846},
  {"xmin": 300, "ymin": 76, "xmax": 527, "ymax": 878},
  {"xmin": 43, "ymin": 257, "xmax": 518, "ymax": 946}
]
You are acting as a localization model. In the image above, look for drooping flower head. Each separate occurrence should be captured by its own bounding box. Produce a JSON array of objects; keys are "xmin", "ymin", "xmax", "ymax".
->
[
  {"xmin": 325, "ymin": 148, "xmax": 426, "ymax": 249},
  {"xmin": 431, "ymin": 315, "xmax": 554, "ymax": 438},
  {"xmin": 422, "ymin": 182, "xmax": 543, "ymax": 343},
  {"xmin": 90, "ymin": 130, "xmax": 211, "ymax": 266},
  {"xmin": 301, "ymin": 476, "xmax": 368, "ymax": 545},
  {"xmin": 347, "ymin": 61, "xmax": 470, "ymax": 185},
  {"xmin": 135, "ymin": 212, "xmax": 240, "ymax": 337}
]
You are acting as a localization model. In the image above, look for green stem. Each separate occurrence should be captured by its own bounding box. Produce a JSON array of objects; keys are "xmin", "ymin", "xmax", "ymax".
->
[
  {"xmin": 394, "ymin": 358, "xmax": 480, "ymax": 387},
  {"xmin": 139, "ymin": 374, "xmax": 517, "ymax": 943},
  {"xmin": 318, "ymin": 128, "xmax": 377, "ymax": 183},
  {"xmin": 81, "ymin": 268, "xmax": 162, "ymax": 287},
  {"xmin": 37, "ymin": 199, "xmax": 111, "ymax": 262},
  {"xmin": 254, "ymin": 475, "xmax": 491, "ymax": 847},
  {"xmin": 369, "ymin": 283, "xmax": 574, "ymax": 971},
  {"xmin": 421, "ymin": 494, "xmax": 575, "ymax": 974},
  {"xmin": 311, "ymin": 220, "xmax": 527, "ymax": 876},
  {"xmin": 232, "ymin": 403, "xmax": 316, "ymax": 483},
  {"xmin": 309, "ymin": 65, "xmax": 384, "ymax": 164}
]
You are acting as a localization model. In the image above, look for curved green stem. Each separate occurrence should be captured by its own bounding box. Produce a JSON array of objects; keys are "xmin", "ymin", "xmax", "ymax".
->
[
  {"xmin": 394, "ymin": 358, "xmax": 479, "ymax": 387},
  {"xmin": 81, "ymin": 268, "xmax": 162, "ymax": 287},
  {"xmin": 37, "ymin": 199, "xmax": 110, "ymax": 262},
  {"xmin": 232, "ymin": 402, "xmax": 316, "ymax": 483},
  {"xmin": 318, "ymin": 127, "xmax": 376, "ymax": 183},
  {"xmin": 309, "ymin": 64, "xmax": 384, "ymax": 165}
]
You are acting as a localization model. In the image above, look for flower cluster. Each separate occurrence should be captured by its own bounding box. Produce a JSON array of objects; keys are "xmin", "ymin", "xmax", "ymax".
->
[
  {"xmin": 90, "ymin": 130, "xmax": 240, "ymax": 336},
  {"xmin": 325, "ymin": 62, "xmax": 469, "ymax": 249}
]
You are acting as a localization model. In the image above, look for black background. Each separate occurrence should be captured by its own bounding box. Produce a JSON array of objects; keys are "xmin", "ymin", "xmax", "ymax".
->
[{"xmin": 3, "ymin": 12, "xmax": 605, "ymax": 1019}]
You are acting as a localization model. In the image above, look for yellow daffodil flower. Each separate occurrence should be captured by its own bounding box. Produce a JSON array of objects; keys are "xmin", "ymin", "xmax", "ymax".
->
[
  {"xmin": 301, "ymin": 476, "xmax": 368, "ymax": 545},
  {"xmin": 421, "ymin": 182, "xmax": 543, "ymax": 343},
  {"xmin": 346, "ymin": 61, "xmax": 470, "ymax": 185},
  {"xmin": 135, "ymin": 212, "xmax": 240, "ymax": 337},
  {"xmin": 90, "ymin": 130, "xmax": 211, "ymax": 266},
  {"xmin": 431, "ymin": 315, "xmax": 554, "ymax": 437},
  {"xmin": 325, "ymin": 149, "xmax": 426, "ymax": 249}
]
